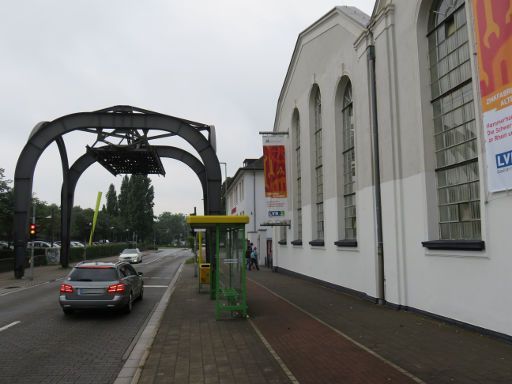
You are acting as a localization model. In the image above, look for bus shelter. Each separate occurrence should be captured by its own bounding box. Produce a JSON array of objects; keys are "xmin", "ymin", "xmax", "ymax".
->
[{"xmin": 187, "ymin": 215, "xmax": 249, "ymax": 320}]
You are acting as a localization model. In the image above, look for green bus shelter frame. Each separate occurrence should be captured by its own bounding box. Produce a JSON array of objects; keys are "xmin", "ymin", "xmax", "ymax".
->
[{"xmin": 187, "ymin": 215, "xmax": 249, "ymax": 320}]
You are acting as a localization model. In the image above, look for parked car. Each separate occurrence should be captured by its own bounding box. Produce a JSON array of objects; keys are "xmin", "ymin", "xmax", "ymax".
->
[
  {"xmin": 0, "ymin": 241, "xmax": 12, "ymax": 250},
  {"xmin": 119, "ymin": 248, "xmax": 142, "ymax": 264},
  {"xmin": 59, "ymin": 260, "xmax": 143, "ymax": 315},
  {"xmin": 52, "ymin": 241, "xmax": 84, "ymax": 248},
  {"xmin": 29, "ymin": 240, "xmax": 60, "ymax": 248}
]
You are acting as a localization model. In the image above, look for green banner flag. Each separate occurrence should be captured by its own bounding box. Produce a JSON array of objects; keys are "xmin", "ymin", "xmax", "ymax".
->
[{"xmin": 89, "ymin": 192, "xmax": 103, "ymax": 246}]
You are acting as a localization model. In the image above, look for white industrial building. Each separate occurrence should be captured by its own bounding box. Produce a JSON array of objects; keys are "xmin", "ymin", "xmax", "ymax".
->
[
  {"xmin": 271, "ymin": 0, "xmax": 512, "ymax": 338},
  {"xmin": 225, "ymin": 158, "xmax": 271, "ymax": 266}
]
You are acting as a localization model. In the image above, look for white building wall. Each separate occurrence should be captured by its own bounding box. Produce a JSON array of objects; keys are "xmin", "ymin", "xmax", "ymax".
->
[
  {"xmin": 372, "ymin": 0, "xmax": 512, "ymax": 336},
  {"xmin": 271, "ymin": 2, "xmax": 512, "ymax": 337},
  {"xmin": 274, "ymin": 9, "xmax": 379, "ymax": 298},
  {"xmin": 225, "ymin": 167, "xmax": 269, "ymax": 265}
]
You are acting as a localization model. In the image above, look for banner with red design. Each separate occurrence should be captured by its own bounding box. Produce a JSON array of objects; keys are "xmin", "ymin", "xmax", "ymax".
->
[
  {"xmin": 473, "ymin": 0, "xmax": 512, "ymax": 191},
  {"xmin": 262, "ymin": 135, "xmax": 289, "ymax": 223}
]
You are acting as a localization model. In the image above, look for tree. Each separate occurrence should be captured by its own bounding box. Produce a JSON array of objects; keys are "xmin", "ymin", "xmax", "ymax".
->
[
  {"xmin": 70, "ymin": 206, "xmax": 95, "ymax": 243},
  {"xmin": 127, "ymin": 175, "xmax": 154, "ymax": 242},
  {"xmin": 105, "ymin": 184, "xmax": 118, "ymax": 217},
  {"xmin": 0, "ymin": 168, "xmax": 13, "ymax": 241},
  {"xmin": 118, "ymin": 175, "xmax": 131, "ymax": 231},
  {"xmin": 36, "ymin": 203, "xmax": 60, "ymax": 244},
  {"xmin": 117, "ymin": 175, "xmax": 155, "ymax": 243},
  {"xmin": 155, "ymin": 212, "xmax": 188, "ymax": 245}
]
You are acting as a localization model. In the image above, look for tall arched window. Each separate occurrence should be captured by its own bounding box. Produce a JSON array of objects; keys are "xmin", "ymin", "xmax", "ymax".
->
[
  {"xmin": 293, "ymin": 110, "xmax": 302, "ymax": 240},
  {"xmin": 428, "ymin": 0, "xmax": 480, "ymax": 239},
  {"xmin": 342, "ymin": 82, "xmax": 356, "ymax": 240},
  {"xmin": 312, "ymin": 86, "xmax": 324, "ymax": 240}
]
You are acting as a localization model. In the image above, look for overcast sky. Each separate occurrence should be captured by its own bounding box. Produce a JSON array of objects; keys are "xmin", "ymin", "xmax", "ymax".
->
[{"xmin": 0, "ymin": 0, "xmax": 375, "ymax": 216}]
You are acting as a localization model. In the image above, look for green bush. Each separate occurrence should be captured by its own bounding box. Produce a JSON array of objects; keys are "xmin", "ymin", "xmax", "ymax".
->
[
  {"xmin": 0, "ymin": 249, "xmax": 14, "ymax": 273},
  {"xmin": 0, "ymin": 248, "xmax": 48, "ymax": 272},
  {"xmin": 0, "ymin": 249, "xmax": 13, "ymax": 260},
  {"xmin": 77, "ymin": 243, "xmax": 131, "ymax": 262}
]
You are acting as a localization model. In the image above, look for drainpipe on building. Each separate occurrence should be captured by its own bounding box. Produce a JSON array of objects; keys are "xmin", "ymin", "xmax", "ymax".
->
[
  {"xmin": 253, "ymin": 171, "xmax": 256, "ymax": 233},
  {"xmin": 253, "ymin": 170, "xmax": 260, "ymax": 265},
  {"xmin": 367, "ymin": 42, "xmax": 385, "ymax": 305}
]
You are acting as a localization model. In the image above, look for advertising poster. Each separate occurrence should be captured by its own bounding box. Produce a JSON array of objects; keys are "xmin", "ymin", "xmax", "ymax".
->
[
  {"xmin": 262, "ymin": 135, "xmax": 289, "ymax": 223},
  {"xmin": 473, "ymin": 0, "xmax": 512, "ymax": 191}
]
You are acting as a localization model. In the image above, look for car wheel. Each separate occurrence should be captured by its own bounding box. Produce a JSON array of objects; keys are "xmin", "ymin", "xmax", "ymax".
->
[
  {"xmin": 138, "ymin": 286, "xmax": 144, "ymax": 301},
  {"xmin": 124, "ymin": 292, "xmax": 133, "ymax": 314},
  {"xmin": 63, "ymin": 308, "xmax": 74, "ymax": 316}
]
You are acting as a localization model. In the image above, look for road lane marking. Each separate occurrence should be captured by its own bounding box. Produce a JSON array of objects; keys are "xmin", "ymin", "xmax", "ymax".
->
[
  {"xmin": 144, "ymin": 285, "xmax": 168, "ymax": 288},
  {"xmin": 0, "ymin": 321, "xmax": 21, "ymax": 332},
  {"xmin": 141, "ymin": 256, "xmax": 165, "ymax": 265},
  {"xmin": 249, "ymin": 278, "xmax": 426, "ymax": 384}
]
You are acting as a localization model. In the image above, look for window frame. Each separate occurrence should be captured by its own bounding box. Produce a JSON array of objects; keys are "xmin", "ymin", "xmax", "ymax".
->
[
  {"xmin": 292, "ymin": 109, "xmax": 303, "ymax": 242},
  {"xmin": 423, "ymin": 0, "xmax": 484, "ymax": 249},
  {"xmin": 310, "ymin": 86, "xmax": 324, "ymax": 244}
]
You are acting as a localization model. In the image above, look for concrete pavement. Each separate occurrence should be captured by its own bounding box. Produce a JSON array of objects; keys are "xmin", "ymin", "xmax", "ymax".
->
[
  {"xmin": 137, "ymin": 265, "xmax": 512, "ymax": 384},
  {"xmin": 2, "ymin": 257, "xmax": 512, "ymax": 383}
]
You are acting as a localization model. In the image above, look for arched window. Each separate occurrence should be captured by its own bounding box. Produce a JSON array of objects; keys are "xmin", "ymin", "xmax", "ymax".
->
[
  {"xmin": 311, "ymin": 86, "xmax": 324, "ymax": 240},
  {"xmin": 292, "ymin": 109, "xmax": 302, "ymax": 240},
  {"xmin": 428, "ymin": 0, "xmax": 480, "ymax": 239},
  {"xmin": 342, "ymin": 82, "xmax": 356, "ymax": 240}
]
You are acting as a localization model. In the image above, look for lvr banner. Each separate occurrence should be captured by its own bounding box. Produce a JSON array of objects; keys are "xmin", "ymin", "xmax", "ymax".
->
[
  {"xmin": 262, "ymin": 135, "xmax": 289, "ymax": 223},
  {"xmin": 473, "ymin": 0, "xmax": 512, "ymax": 192}
]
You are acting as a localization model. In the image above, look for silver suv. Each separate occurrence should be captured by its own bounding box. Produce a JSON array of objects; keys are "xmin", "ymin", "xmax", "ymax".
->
[{"xmin": 59, "ymin": 261, "xmax": 143, "ymax": 315}]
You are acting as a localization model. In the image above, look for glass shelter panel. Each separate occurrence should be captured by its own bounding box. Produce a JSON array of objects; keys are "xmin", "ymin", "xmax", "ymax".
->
[{"xmin": 215, "ymin": 224, "xmax": 247, "ymax": 319}]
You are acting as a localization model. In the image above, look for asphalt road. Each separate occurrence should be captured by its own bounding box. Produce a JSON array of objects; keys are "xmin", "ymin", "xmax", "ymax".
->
[{"xmin": 0, "ymin": 248, "xmax": 190, "ymax": 384}]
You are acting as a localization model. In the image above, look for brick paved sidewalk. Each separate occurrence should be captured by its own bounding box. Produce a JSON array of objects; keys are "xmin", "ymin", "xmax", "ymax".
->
[
  {"xmin": 137, "ymin": 265, "xmax": 291, "ymax": 384},
  {"xmin": 248, "ymin": 269, "xmax": 512, "ymax": 384},
  {"xmin": 248, "ymin": 279, "xmax": 418, "ymax": 384},
  {"xmin": 138, "ymin": 265, "xmax": 512, "ymax": 384}
]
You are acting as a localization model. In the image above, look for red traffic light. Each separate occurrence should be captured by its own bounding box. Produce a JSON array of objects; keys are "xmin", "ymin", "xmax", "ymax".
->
[{"xmin": 29, "ymin": 223, "xmax": 37, "ymax": 237}]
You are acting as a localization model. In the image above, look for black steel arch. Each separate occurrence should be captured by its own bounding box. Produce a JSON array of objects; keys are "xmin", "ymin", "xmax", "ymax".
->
[
  {"xmin": 13, "ymin": 106, "xmax": 222, "ymax": 278},
  {"xmin": 59, "ymin": 145, "xmax": 208, "ymax": 268}
]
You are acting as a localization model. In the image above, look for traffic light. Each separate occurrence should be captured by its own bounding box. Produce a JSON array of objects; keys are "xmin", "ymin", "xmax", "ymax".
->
[{"xmin": 29, "ymin": 223, "xmax": 37, "ymax": 239}]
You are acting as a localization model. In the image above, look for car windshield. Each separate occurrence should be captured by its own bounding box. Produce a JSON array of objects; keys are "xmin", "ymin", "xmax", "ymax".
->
[
  {"xmin": 68, "ymin": 267, "xmax": 118, "ymax": 282},
  {"xmin": 122, "ymin": 249, "xmax": 137, "ymax": 254}
]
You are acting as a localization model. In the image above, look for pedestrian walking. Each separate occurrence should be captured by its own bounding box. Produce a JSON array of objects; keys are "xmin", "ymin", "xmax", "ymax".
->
[
  {"xmin": 250, "ymin": 246, "xmax": 260, "ymax": 271},
  {"xmin": 246, "ymin": 242, "xmax": 253, "ymax": 271}
]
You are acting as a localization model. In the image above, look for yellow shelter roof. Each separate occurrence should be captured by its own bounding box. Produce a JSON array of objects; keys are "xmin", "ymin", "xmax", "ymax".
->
[{"xmin": 186, "ymin": 215, "xmax": 250, "ymax": 227}]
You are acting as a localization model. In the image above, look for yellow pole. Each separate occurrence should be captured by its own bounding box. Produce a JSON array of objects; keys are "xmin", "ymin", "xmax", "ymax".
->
[
  {"xmin": 88, "ymin": 192, "xmax": 102, "ymax": 246},
  {"xmin": 198, "ymin": 231, "xmax": 203, "ymax": 264}
]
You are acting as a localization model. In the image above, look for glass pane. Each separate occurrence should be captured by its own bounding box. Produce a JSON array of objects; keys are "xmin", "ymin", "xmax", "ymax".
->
[
  {"xmin": 297, "ymin": 211, "xmax": 302, "ymax": 239},
  {"xmin": 317, "ymin": 202, "xmax": 324, "ymax": 239},
  {"xmin": 429, "ymin": 0, "xmax": 480, "ymax": 240}
]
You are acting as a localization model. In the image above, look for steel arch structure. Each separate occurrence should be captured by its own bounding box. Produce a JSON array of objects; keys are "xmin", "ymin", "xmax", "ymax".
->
[
  {"xmin": 59, "ymin": 145, "xmax": 209, "ymax": 268},
  {"xmin": 13, "ymin": 106, "xmax": 222, "ymax": 278}
]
